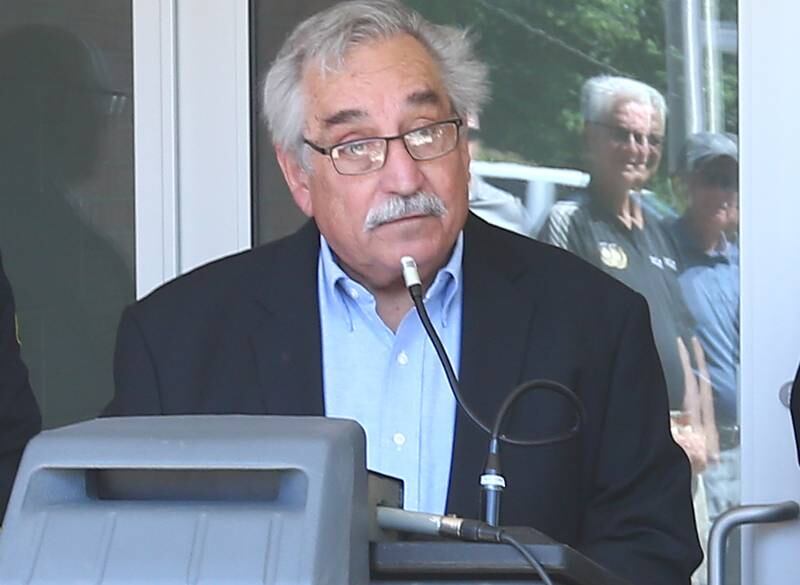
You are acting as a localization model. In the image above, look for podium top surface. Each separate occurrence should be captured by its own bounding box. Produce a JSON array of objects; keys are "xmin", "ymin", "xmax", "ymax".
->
[
  {"xmin": 20, "ymin": 415, "xmax": 366, "ymax": 469},
  {"xmin": 370, "ymin": 541, "xmax": 632, "ymax": 585}
]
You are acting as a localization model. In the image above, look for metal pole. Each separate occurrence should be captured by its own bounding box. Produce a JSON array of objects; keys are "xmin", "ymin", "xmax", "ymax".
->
[{"xmin": 707, "ymin": 501, "xmax": 799, "ymax": 585}]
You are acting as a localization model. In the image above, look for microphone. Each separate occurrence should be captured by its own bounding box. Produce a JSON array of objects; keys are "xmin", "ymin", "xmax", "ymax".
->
[
  {"xmin": 376, "ymin": 506, "xmax": 502, "ymax": 542},
  {"xmin": 400, "ymin": 255, "xmax": 506, "ymax": 525},
  {"xmin": 399, "ymin": 256, "xmax": 585, "ymax": 527}
]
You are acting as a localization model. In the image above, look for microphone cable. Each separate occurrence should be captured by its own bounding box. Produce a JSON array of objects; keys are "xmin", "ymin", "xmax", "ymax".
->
[
  {"xmin": 377, "ymin": 506, "xmax": 555, "ymax": 585},
  {"xmin": 400, "ymin": 256, "xmax": 584, "ymax": 444},
  {"xmin": 400, "ymin": 256, "xmax": 586, "ymax": 525}
]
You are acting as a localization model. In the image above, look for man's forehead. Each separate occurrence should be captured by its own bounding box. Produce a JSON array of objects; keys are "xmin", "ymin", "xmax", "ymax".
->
[
  {"xmin": 610, "ymin": 97, "xmax": 651, "ymax": 117},
  {"xmin": 698, "ymin": 156, "xmax": 737, "ymax": 174},
  {"xmin": 317, "ymin": 88, "xmax": 444, "ymax": 129},
  {"xmin": 302, "ymin": 34, "xmax": 449, "ymax": 129}
]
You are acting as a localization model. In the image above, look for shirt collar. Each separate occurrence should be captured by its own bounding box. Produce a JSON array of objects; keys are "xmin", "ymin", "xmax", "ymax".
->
[
  {"xmin": 675, "ymin": 216, "xmax": 734, "ymax": 264},
  {"xmin": 318, "ymin": 232, "xmax": 464, "ymax": 330}
]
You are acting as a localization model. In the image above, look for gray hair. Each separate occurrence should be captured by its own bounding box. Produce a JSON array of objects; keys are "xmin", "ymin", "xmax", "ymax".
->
[
  {"xmin": 262, "ymin": 0, "xmax": 490, "ymax": 162},
  {"xmin": 581, "ymin": 75, "xmax": 667, "ymax": 125}
]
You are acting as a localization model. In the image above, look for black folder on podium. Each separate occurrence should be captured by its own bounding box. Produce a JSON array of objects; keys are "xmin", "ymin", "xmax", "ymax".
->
[{"xmin": 371, "ymin": 532, "xmax": 632, "ymax": 584}]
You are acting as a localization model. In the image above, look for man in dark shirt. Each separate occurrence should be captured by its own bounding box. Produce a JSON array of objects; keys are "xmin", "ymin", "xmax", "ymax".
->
[
  {"xmin": 0, "ymin": 254, "xmax": 41, "ymax": 522},
  {"xmin": 540, "ymin": 76, "xmax": 717, "ymax": 475},
  {"xmin": 669, "ymin": 132, "xmax": 740, "ymax": 522},
  {"xmin": 792, "ymin": 362, "xmax": 800, "ymax": 464}
]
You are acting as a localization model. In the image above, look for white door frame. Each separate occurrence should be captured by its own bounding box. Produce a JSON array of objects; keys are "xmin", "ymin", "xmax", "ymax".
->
[
  {"xmin": 739, "ymin": 0, "xmax": 800, "ymax": 582},
  {"xmin": 133, "ymin": 0, "xmax": 251, "ymax": 299}
]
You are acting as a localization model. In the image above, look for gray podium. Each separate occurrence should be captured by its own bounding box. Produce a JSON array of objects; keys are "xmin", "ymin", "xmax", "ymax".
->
[{"xmin": 0, "ymin": 416, "xmax": 627, "ymax": 585}]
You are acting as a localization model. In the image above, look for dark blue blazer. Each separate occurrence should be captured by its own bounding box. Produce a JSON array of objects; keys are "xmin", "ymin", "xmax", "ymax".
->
[
  {"xmin": 791, "ymin": 362, "xmax": 800, "ymax": 463},
  {"xmin": 107, "ymin": 213, "xmax": 702, "ymax": 585}
]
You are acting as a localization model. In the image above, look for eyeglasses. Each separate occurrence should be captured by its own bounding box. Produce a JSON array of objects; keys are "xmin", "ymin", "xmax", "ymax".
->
[
  {"xmin": 303, "ymin": 118, "xmax": 463, "ymax": 176},
  {"xmin": 595, "ymin": 122, "xmax": 663, "ymax": 148}
]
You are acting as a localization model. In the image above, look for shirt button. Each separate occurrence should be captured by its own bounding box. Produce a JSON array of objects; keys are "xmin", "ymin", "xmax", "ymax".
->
[
  {"xmin": 397, "ymin": 351, "xmax": 409, "ymax": 366},
  {"xmin": 393, "ymin": 432, "xmax": 406, "ymax": 446},
  {"xmin": 348, "ymin": 288, "xmax": 359, "ymax": 299}
]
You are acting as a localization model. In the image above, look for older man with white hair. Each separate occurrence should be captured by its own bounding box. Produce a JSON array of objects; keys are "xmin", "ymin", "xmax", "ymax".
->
[
  {"xmin": 540, "ymin": 76, "xmax": 717, "ymax": 476},
  {"xmin": 106, "ymin": 4, "xmax": 701, "ymax": 583}
]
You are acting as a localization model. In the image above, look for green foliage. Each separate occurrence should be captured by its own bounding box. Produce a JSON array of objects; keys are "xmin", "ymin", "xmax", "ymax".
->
[
  {"xmin": 408, "ymin": 0, "xmax": 670, "ymax": 169},
  {"xmin": 406, "ymin": 0, "xmax": 738, "ymax": 207}
]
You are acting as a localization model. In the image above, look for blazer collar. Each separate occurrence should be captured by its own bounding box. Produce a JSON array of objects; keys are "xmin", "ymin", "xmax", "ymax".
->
[{"xmin": 249, "ymin": 220, "xmax": 325, "ymax": 416}]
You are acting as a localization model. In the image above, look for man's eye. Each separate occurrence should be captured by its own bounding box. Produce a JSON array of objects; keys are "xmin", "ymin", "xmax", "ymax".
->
[
  {"xmin": 407, "ymin": 127, "xmax": 437, "ymax": 146},
  {"xmin": 340, "ymin": 142, "xmax": 370, "ymax": 157}
]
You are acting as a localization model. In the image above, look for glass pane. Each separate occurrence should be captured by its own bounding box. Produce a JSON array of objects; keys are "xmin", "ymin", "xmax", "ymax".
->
[
  {"xmin": 251, "ymin": 2, "xmax": 739, "ymax": 582},
  {"xmin": 0, "ymin": 1, "xmax": 135, "ymax": 429}
]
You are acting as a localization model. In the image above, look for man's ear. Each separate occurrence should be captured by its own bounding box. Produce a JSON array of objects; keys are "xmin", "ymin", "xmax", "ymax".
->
[
  {"xmin": 670, "ymin": 174, "xmax": 689, "ymax": 205},
  {"xmin": 581, "ymin": 124, "xmax": 595, "ymax": 165},
  {"xmin": 276, "ymin": 146, "xmax": 313, "ymax": 217},
  {"xmin": 458, "ymin": 132, "xmax": 472, "ymax": 185}
]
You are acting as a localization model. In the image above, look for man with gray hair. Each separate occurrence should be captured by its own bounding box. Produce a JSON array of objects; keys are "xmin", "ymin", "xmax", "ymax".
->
[
  {"xmin": 540, "ymin": 76, "xmax": 717, "ymax": 480},
  {"xmin": 107, "ymin": 3, "xmax": 701, "ymax": 583}
]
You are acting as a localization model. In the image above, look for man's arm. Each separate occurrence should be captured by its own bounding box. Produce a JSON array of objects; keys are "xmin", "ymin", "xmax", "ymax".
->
[
  {"xmin": 690, "ymin": 335, "xmax": 719, "ymax": 461},
  {"xmin": 0, "ymin": 258, "xmax": 41, "ymax": 521},
  {"xmin": 674, "ymin": 336, "xmax": 709, "ymax": 473},
  {"xmin": 580, "ymin": 294, "xmax": 702, "ymax": 585},
  {"xmin": 792, "ymin": 361, "xmax": 800, "ymax": 465}
]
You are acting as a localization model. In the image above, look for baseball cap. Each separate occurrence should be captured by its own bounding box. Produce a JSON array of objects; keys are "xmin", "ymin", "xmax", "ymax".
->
[{"xmin": 679, "ymin": 132, "xmax": 738, "ymax": 175}]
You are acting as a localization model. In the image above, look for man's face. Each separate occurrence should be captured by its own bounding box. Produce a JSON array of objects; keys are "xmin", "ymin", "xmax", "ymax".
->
[
  {"xmin": 277, "ymin": 34, "xmax": 470, "ymax": 290},
  {"xmin": 643, "ymin": 110, "xmax": 665, "ymax": 183},
  {"xmin": 687, "ymin": 156, "xmax": 739, "ymax": 232},
  {"xmin": 585, "ymin": 99, "xmax": 656, "ymax": 193}
]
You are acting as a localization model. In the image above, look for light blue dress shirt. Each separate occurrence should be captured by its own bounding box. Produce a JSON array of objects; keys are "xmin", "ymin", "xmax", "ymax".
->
[{"xmin": 318, "ymin": 234, "xmax": 462, "ymax": 514}]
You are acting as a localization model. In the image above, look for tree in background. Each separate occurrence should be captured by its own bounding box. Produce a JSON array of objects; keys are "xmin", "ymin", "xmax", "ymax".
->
[{"xmin": 407, "ymin": 0, "xmax": 737, "ymax": 210}]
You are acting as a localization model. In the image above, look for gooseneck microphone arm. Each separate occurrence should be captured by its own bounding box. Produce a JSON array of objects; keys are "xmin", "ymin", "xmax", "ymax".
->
[
  {"xmin": 400, "ymin": 257, "xmax": 488, "ymax": 432},
  {"xmin": 400, "ymin": 256, "xmax": 586, "ymax": 527}
]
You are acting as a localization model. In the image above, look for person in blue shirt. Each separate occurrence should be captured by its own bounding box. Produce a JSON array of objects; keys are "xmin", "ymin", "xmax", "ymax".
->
[
  {"xmin": 668, "ymin": 132, "xmax": 740, "ymax": 524},
  {"xmin": 106, "ymin": 2, "xmax": 701, "ymax": 583}
]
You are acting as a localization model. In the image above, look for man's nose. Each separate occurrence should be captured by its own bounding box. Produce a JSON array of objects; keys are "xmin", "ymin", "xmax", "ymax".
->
[
  {"xmin": 379, "ymin": 138, "xmax": 425, "ymax": 195},
  {"xmin": 629, "ymin": 135, "xmax": 649, "ymax": 163}
]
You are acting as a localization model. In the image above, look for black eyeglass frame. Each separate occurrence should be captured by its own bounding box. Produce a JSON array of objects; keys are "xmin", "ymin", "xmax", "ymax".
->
[
  {"xmin": 592, "ymin": 121, "xmax": 664, "ymax": 148},
  {"xmin": 303, "ymin": 117, "xmax": 464, "ymax": 175}
]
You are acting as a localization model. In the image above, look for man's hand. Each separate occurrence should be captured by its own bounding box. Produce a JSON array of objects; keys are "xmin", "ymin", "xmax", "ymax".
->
[{"xmin": 671, "ymin": 421, "xmax": 708, "ymax": 474}]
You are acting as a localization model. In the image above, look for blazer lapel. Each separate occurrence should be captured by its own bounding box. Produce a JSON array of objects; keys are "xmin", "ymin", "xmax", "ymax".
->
[
  {"xmin": 248, "ymin": 221, "xmax": 325, "ymax": 416},
  {"xmin": 445, "ymin": 215, "xmax": 539, "ymax": 518}
]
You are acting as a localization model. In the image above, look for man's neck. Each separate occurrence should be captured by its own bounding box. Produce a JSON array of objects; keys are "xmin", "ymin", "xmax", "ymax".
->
[
  {"xmin": 374, "ymin": 283, "xmax": 419, "ymax": 332},
  {"xmin": 590, "ymin": 180, "xmax": 644, "ymax": 230},
  {"xmin": 686, "ymin": 214, "xmax": 724, "ymax": 254}
]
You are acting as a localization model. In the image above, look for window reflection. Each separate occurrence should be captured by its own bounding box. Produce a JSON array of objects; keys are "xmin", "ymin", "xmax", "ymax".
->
[{"xmin": 0, "ymin": 6, "xmax": 134, "ymax": 428}]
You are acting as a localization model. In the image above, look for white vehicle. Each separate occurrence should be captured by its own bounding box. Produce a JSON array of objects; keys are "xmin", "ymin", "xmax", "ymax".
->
[
  {"xmin": 471, "ymin": 160, "xmax": 678, "ymax": 236},
  {"xmin": 470, "ymin": 160, "xmax": 589, "ymax": 235}
]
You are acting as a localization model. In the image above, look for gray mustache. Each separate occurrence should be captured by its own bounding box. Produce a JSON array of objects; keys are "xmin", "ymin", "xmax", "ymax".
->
[{"xmin": 363, "ymin": 192, "xmax": 447, "ymax": 231}]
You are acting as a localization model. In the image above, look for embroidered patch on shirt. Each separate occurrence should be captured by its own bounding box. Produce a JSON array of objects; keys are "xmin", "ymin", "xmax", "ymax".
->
[{"xmin": 599, "ymin": 242, "xmax": 628, "ymax": 270}]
